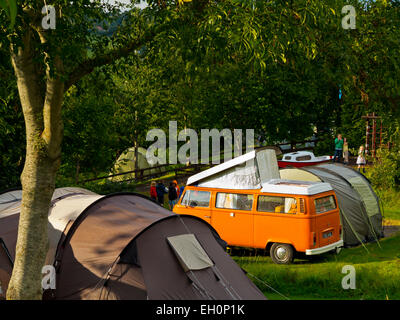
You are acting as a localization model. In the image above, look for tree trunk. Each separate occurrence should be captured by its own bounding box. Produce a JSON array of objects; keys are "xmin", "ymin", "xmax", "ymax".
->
[
  {"xmin": 6, "ymin": 152, "xmax": 59, "ymax": 299},
  {"xmin": 6, "ymin": 30, "xmax": 64, "ymax": 300},
  {"xmin": 134, "ymin": 110, "xmax": 139, "ymax": 178}
]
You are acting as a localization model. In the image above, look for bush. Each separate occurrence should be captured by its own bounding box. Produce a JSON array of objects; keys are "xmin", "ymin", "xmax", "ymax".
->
[
  {"xmin": 366, "ymin": 147, "xmax": 399, "ymax": 189},
  {"xmin": 313, "ymin": 132, "xmax": 334, "ymax": 156},
  {"xmin": 365, "ymin": 125, "xmax": 400, "ymax": 189}
]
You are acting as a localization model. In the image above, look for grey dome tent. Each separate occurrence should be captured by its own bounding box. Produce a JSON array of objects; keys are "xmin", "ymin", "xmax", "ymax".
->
[
  {"xmin": 280, "ymin": 164, "xmax": 383, "ymax": 247},
  {"xmin": 0, "ymin": 188, "xmax": 265, "ymax": 300}
]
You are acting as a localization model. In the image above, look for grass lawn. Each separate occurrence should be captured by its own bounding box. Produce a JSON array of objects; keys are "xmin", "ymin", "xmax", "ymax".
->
[
  {"xmin": 384, "ymin": 209, "xmax": 400, "ymax": 225},
  {"xmin": 377, "ymin": 188, "xmax": 400, "ymax": 222},
  {"xmin": 234, "ymin": 231, "xmax": 400, "ymax": 300}
]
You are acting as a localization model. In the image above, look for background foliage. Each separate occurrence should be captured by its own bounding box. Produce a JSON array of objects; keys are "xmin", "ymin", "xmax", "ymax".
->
[{"xmin": 1, "ymin": 0, "xmax": 400, "ymax": 190}]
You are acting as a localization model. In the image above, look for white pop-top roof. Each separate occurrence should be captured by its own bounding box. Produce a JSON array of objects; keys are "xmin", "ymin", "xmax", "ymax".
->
[
  {"xmin": 187, "ymin": 151, "xmax": 256, "ymax": 186},
  {"xmin": 261, "ymin": 179, "xmax": 333, "ymax": 196}
]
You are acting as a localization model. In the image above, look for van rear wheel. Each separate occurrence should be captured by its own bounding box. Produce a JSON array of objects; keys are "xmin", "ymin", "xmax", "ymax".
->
[{"xmin": 270, "ymin": 243, "xmax": 294, "ymax": 264}]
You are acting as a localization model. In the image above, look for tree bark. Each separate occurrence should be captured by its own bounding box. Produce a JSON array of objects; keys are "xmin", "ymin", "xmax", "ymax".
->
[{"xmin": 6, "ymin": 29, "xmax": 64, "ymax": 300}]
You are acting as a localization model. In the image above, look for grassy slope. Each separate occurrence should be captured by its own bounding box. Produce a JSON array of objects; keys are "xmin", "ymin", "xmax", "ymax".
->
[
  {"xmin": 383, "ymin": 208, "xmax": 400, "ymax": 223},
  {"xmin": 234, "ymin": 231, "xmax": 400, "ymax": 300},
  {"xmin": 376, "ymin": 188, "xmax": 400, "ymax": 221}
]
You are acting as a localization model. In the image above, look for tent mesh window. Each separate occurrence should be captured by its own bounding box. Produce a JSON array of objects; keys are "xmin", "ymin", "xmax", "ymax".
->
[
  {"xmin": 166, "ymin": 234, "xmax": 214, "ymax": 273},
  {"xmin": 119, "ymin": 240, "xmax": 140, "ymax": 267}
]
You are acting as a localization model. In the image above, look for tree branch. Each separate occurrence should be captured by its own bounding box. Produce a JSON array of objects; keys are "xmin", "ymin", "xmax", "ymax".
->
[{"xmin": 64, "ymin": 30, "xmax": 155, "ymax": 92}]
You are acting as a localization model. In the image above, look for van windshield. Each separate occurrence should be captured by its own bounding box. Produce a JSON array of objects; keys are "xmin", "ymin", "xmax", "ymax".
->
[{"xmin": 181, "ymin": 190, "xmax": 211, "ymax": 207}]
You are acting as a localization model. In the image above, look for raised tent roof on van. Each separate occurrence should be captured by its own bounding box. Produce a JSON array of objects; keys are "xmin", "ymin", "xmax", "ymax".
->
[
  {"xmin": 0, "ymin": 188, "xmax": 266, "ymax": 300},
  {"xmin": 187, "ymin": 149, "xmax": 280, "ymax": 189}
]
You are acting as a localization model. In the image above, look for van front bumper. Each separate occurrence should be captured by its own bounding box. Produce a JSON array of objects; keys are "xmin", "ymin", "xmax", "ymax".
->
[{"xmin": 305, "ymin": 240, "xmax": 344, "ymax": 255}]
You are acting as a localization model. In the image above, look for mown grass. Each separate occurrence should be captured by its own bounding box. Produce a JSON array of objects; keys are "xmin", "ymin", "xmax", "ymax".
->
[
  {"xmin": 234, "ymin": 231, "xmax": 400, "ymax": 300},
  {"xmin": 378, "ymin": 188, "xmax": 400, "ymax": 222}
]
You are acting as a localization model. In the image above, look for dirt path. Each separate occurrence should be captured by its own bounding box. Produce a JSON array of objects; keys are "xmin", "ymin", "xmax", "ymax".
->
[{"xmin": 383, "ymin": 225, "xmax": 400, "ymax": 238}]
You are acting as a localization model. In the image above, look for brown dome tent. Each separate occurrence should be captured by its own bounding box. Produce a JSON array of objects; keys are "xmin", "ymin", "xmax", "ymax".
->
[{"xmin": 0, "ymin": 188, "xmax": 265, "ymax": 300}]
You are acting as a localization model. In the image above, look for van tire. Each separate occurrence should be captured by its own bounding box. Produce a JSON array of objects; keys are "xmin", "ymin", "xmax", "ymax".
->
[{"xmin": 270, "ymin": 243, "xmax": 294, "ymax": 264}]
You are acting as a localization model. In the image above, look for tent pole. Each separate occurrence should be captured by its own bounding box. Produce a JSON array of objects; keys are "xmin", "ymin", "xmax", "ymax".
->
[
  {"xmin": 0, "ymin": 238, "xmax": 14, "ymax": 267},
  {"xmin": 341, "ymin": 212, "xmax": 370, "ymax": 253}
]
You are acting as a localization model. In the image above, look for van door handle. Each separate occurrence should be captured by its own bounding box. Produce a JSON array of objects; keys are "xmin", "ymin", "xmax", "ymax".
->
[
  {"xmin": 230, "ymin": 212, "xmax": 235, "ymax": 217},
  {"xmin": 204, "ymin": 215, "xmax": 211, "ymax": 218}
]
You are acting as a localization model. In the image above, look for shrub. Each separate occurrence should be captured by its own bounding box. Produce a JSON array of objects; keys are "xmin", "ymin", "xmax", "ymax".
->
[
  {"xmin": 366, "ymin": 127, "xmax": 400, "ymax": 189},
  {"xmin": 367, "ymin": 148, "xmax": 398, "ymax": 189}
]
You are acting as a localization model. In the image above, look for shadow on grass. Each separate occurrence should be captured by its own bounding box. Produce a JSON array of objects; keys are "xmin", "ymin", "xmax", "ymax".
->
[{"xmin": 231, "ymin": 231, "xmax": 400, "ymax": 266}]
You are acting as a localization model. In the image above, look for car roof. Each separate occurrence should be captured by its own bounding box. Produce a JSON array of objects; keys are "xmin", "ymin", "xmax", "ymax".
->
[
  {"xmin": 186, "ymin": 179, "xmax": 333, "ymax": 196},
  {"xmin": 261, "ymin": 179, "xmax": 333, "ymax": 195}
]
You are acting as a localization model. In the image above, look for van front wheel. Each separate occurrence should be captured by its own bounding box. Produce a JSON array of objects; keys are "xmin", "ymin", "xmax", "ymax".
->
[{"xmin": 270, "ymin": 243, "xmax": 294, "ymax": 264}]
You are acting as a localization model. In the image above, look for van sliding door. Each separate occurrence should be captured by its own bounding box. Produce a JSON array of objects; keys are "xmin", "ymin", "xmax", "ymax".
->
[{"xmin": 212, "ymin": 192, "xmax": 254, "ymax": 247}]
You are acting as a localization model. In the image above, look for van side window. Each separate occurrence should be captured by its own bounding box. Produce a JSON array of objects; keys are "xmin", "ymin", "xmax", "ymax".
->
[
  {"xmin": 181, "ymin": 190, "xmax": 211, "ymax": 207},
  {"xmin": 314, "ymin": 195, "xmax": 336, "ymax": 214},
  {"xmin": 215, "ymin": 193, "xmax": 253, "ymax": 211},
  {"xmin": 257, "ymin": 196, "xmax": 297, "ymax": 214}
]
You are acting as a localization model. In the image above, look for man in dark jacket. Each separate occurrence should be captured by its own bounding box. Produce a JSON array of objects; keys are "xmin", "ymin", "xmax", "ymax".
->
[
  {"xmin": 168, "ymin": 182, "xmax": 178, "ymax": 210},
  {"xmin": 156, "ymin": 181, "xmax": 168, "ymax": 207}
]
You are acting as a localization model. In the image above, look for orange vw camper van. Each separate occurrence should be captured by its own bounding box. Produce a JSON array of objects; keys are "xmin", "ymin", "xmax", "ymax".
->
[{"xmin": 173, "ymin": 179, "xmax": 343, "ymax": 264}]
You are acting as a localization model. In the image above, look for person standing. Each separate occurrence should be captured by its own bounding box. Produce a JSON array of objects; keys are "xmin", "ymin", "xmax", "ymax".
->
[
  {"xmin": 333, "ymin": 134, "xmax": 344, "ymax": 163},
  {"xmin": 168, "ymin": 182, "xmax": 178, "ymax": 210},
  {"xmin": 356, "ymin": 145, "xmax": 366, "ymax": 173},
  {"xmin": 156, "ymin": 181, "xmax": 168, "ymax": 207},
  {"xmin": 150, "ymin": 181, "xmax": 157, "ymax": 201},
  {"xmin": 179, "ymin": 185, "xmax": 185, "ymax": 199},
  {"xmin": 343, "ymin": 138, "xmax": 349, "ymax": 165},
  {"xmin": 173, "ymin": 180, "xmax": 180, "ymax": 198}
]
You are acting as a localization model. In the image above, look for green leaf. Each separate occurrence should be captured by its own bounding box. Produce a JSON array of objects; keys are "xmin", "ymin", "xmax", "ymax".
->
[
  {"xmin": 0, "ymin": 0, "xmax": 17, "ymax": 29},
  {"xmin": 0, "ymin": 0, "xmax": 7, "ymax": 12}
]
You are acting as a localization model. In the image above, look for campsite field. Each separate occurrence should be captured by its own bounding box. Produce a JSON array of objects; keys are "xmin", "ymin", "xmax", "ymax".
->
[
  {"xmin": 135, "ymin": 185, "xmax": 400, "ymax": 300},
  {"xmin": 234, "ymin": 191, "xmax": 400, "ymax": 300},
  {"xmin": 234, "ymin": 228, "xmax": 400, "ymax": 300}
]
